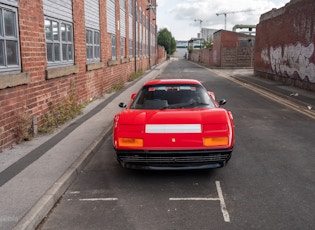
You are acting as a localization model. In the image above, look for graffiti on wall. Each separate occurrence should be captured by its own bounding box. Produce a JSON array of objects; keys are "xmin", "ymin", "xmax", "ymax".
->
[{"xmin": 261, "ymin": 42, "xmax": 315, "ymax": 83}]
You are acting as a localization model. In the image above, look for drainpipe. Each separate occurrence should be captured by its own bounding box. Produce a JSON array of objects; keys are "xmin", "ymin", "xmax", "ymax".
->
[{"xmin": 134, "ymin": 0, "xmax": 137, "ymax": 73}]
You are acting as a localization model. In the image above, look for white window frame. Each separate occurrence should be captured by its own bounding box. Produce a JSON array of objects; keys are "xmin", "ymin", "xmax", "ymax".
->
[
  {"xmin": 86, "ymin": 28, "xmax": 100, "ymax": 62},
  {"xmin": 45, "ymin": 17, "xmax": 74, "ymax": 67},
  {"xmin": 0, "ymin": 4, "xmax": 20, "ymax": 73}
]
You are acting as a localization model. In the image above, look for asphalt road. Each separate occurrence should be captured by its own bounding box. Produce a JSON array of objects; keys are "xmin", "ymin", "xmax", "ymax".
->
[{"xmin": 38, "ymin": 59, "xmax": 315, "ymax": 230}]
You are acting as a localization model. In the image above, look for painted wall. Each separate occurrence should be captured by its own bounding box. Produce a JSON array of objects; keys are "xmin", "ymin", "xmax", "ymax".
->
[{"xmin": 255, "ymin": 0, "xmax": 315, "ymax": 90}]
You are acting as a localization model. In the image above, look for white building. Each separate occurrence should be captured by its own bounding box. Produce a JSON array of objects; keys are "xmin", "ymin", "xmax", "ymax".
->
[{"xmin": 200, "ymin": 28, "xmax": 217, "ymax": 40}]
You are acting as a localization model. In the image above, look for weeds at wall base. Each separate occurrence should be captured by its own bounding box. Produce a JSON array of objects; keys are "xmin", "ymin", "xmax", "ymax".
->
[
  {"xmin": 16, "ymin": 70, "xmax": 145, "ymax": 141},
  {"xmin": 15, "ymin": 109, "xmax": 33, "ymax": 144},
  {"xmin": 39, "ymin": 82, "xmax": 84, "ymax": 134},
  {"xmin": 128, "ymin": 69, "xmax": 143, "ymax": 82}
]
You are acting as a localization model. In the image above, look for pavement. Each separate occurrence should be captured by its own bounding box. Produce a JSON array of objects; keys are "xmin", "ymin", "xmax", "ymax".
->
[{"xmin": 0, "ymin": 59, "xmax": 314, "ymax": 230}]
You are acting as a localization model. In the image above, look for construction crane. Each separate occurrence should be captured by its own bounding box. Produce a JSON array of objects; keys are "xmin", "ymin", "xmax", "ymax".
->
[
  {"xmin": 194, "ymin": 19, "xmax": 203, "ymax": 30},
  {"xmin": 216, "ymin": 9, "xmax": 254, "ymax": 30}
]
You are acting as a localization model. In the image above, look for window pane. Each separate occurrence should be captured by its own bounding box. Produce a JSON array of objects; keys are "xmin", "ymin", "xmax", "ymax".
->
[
  {"xmin": 88, "ymin": 30, "xmax": 92, "ymax": 44},
  {"xmin": 111, "ymin": 35, "xmax": 116, "ymax": 45},
  {"xmin": 91, "ymin": 46, "xmax": 94, "ymax": 59},
  {"xmin": 129, "ymin": 0, "xmax": 132, "ymax": 14},
  {"xmin": 0, "ymin": 40, "xmax": 4, "ymax": 66},
  {"xmin": 120, "ymin": 0, "xmax": 125, "ymax": 10},
  {"xmin": 86, "ymin": 30, "xmax": 89, "ymax": 44},
  {"xmin": 61, "ymin": 23, "xmax": 66, "ymax": 41},
  {"xmin": 62, "ymin": 44, "xmax": 67, "ymax": 60},
  {"xmin": 0, "ymin": 11, "xmax": 3, "ymax": 36},
  {"xmin": 68, "ymin": 45, "xmax": 73, "ymax": 60},
  {"xmin": 45, "ymin": 20, "xmax": 52, "ymax": 40},
  {"xmin": 46, "ymin": 43, "xmax": 53, "ymax": 61},
  {"xmin": 67, "ymin": 25, "xmax": 72, "ymax": 42},
  {"xmin": 4, "ymin": 10, "xmax": 15, "ymax": 37},
  {"xmin": 93, "ymin": 32, "xmax": 96, "ymax": 44},
  {"xmin": 53, "ymin": 21, "xmax": 59, "ymax": 41},
  {"xmin": 86, "ymin": 46, "xmax": 89, "ymax": 59},
  {"xmin": 54, "ymin": 43, "xmax": 60, "ymax": 61},
  {"xmin": 94, "ymin": 32, "xmax": 100, "ymax": 45},
  {"xmin": 112, "ymin": 47, "xmax": 116, "ymax": 60},
  {"xmin": 94, "ymin": 46, "xmax": 100, "ymax": 58},
  {"xmin": 6, "ymin": 40, "xmax": 18, "ymax": 65},
  {"xmin": 88, "ymin": 46, "xmax": 92, "ymax": 59}
]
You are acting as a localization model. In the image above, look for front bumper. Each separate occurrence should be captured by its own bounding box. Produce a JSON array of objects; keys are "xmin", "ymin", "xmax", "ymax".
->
[{"xmin": 115, "ymin": 149, "xmax": 233, "ymax": 170}]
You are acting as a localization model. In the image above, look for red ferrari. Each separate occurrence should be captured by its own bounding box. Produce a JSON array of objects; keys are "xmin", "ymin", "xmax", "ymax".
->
[{"xmin": 113, "ymin": 79, "xmax": 234, "ymax": 170}]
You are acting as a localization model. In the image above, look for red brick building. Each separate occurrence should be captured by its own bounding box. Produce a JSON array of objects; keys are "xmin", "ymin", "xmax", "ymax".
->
[
  {"xmin": 189, "ymin": 30, "xmax": 254, "ymax": 67},
  {"xmin": 254, "ymin": 0, "xmax": 315, "ymax": 91},
  {"xmin": 0, "ymin": 0, "xmax": 165, "ymax": 150}
]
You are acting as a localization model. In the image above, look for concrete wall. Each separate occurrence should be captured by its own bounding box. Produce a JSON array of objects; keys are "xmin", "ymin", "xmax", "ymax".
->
[
  {"xmin": 0, "ymin": 0, "xmax": 165, "ymax": 150},
  {"xmin": 254, "ymin": 0, "xmax": 315, "ymax": 91}
]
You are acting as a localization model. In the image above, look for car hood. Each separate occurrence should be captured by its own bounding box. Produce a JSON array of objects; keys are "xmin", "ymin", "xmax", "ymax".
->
[{"xmin": 117, "ymin": 108, "xmax": 230, "ymax": 125}]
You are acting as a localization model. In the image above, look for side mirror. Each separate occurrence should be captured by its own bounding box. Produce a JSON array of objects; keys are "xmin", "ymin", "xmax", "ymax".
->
[
  {"xmin": 218, "ymin": 99, "xmax": 227, "ymax": 106},
  {"xmin": 119, "ymin": 102, "xmax": 127, "ymax": 108},
  {"xmin": 131, "ymin": 93, "xmax": 137, "ymax": 100},
  {"xmin": 208, "ymin": 91, "xmax": 216, "ymax": 100}
]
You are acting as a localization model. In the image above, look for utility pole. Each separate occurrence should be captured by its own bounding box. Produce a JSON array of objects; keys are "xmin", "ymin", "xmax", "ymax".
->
[
  {"xmin": 147, "ymin": 3, "xmax": 156, "ymax": 68},
  {"xmin": 216, "ymin": 9, "xmax": 254, "ymax": 30}
]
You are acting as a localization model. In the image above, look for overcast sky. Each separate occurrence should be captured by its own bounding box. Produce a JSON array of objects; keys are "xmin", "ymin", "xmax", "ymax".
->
[{"xmin": 156, "ymin": 0, "xmax": 290, "ymax": 40}]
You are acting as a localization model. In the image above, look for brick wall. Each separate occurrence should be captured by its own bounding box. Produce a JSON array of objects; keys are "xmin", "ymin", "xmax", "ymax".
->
[
  {"xmin": 0, "ymin": 0, "xmax": 164, "ymax": 150},
  {"xmin": 254, "ymin": 0, "xmax": 315, "ymax": 91},
  {"xmin": 189, "ymin": 30, "xmax": 254, "ymax": 67},
  {"xmin": 157, "ymin": 45, "xmax": 167, "ymax": 64}
]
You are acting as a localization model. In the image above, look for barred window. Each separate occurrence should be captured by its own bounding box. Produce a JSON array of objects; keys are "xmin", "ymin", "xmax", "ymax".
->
[
  {"xmin": 0, "ymin": 4, "xmax": 20, "ymax": 73},
  {"xmin": 111, "ymin": 34, "xmax": 116, "ymax": 60},
  {"xmin": 86, "ymin": 29, "xmax": 100, "ymax": 62},
  {"xmin": 45, "ymin": 18, "xmax": 73, "ymax": 65}
]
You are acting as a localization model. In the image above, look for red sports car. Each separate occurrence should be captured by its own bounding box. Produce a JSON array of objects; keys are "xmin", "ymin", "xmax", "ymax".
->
[{"xmin": 113, "ymin": 79, "xmax": 234, "ymax": 170}]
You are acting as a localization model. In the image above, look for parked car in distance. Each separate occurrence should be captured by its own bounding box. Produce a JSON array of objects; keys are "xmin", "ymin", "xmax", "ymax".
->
[{"xmin": 113, "ymin": 79, "xmax": 234, "ymax": 170}]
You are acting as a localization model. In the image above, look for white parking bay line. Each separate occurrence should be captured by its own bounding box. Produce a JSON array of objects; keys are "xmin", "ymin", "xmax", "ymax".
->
[
  {"xmin": 169, "ymin": 181, "xmax": 230, "ymax": 223},
  {"xmin": 169, "ymin": 198, "xmax": 219, "ymax": 201},
  {"xmin": 79, "ymin": 198, "xmax": 118, "ymax": 201},
  {"xmin": 216, "ymin": 181, "xmax": 230, "ymax": 222}
]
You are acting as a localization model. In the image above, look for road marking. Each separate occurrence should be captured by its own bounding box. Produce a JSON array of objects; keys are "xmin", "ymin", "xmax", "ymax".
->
[
  {"xmin": 170, "ymin": 198, "xmax": 219, "ymax": 201},
  {"xmin": 69, "ymin": 191, "xmax": 80, "ymax": 194},
  {"xmin": 79, "ymin": 198, "xmax": 118, "ymax": 201},
  {"xmin": 169, "ymin": 181, "xmax": 230, "ymax": 222},
  {"xmin": 216, "ymin": 181, "xmax": 230, "ymax": 222}
]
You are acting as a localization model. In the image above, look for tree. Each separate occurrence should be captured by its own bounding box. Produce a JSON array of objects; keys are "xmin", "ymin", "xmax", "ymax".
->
[
  {"xmin": 157, "ymin": 28, "xmax": 176, "ymax": 55},
  {"xmin": 202, "ymin": 36, "xmax": 213, "ymax": 49}
]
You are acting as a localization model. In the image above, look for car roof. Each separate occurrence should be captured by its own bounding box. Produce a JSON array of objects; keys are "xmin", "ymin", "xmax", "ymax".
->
[{"xmin": 143, "ymin": 79, "xmax": 202, "ymax": 87}]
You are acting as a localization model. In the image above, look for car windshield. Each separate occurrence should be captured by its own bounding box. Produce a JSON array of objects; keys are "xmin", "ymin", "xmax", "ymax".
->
[{"xmin": 130, "ymin": 84, "xmax": 216, "ymax": 109}]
